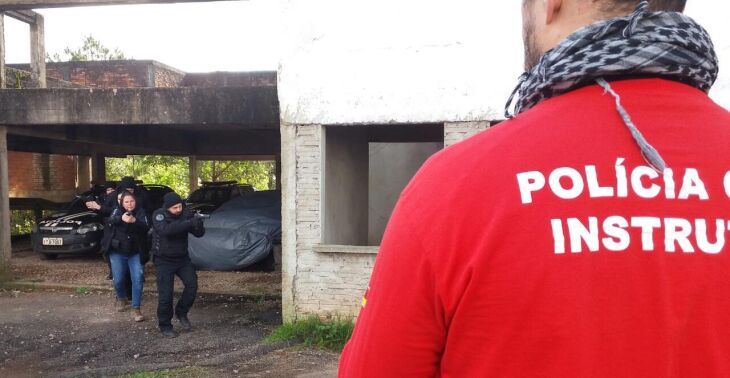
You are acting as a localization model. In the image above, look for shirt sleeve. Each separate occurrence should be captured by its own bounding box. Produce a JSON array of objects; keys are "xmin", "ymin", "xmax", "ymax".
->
[
  {"xmin": 152, "ymin": 212, "xmax": 193, "ymax": 236},
  {"xmin": 338, "ymin": 195, "xmax": 446, "ymax": 378}
]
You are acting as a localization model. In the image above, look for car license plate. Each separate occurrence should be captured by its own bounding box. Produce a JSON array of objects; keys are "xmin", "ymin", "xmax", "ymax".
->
[{"xmin": 42, "ymin": 238, "xmax": 63, "ymax": 246}]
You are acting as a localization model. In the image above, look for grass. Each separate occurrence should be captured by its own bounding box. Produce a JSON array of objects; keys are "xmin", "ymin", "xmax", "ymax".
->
[
  {"xmin": 265, "ymin": 316, "xmax": 354, "ymax": 352},
  {"xmin": 75, "ymin": 287, "xmax": 91, "ymax": 295},
  {"xmin": 111, "ymin": 367, "xmax": 214, "ymax": 378}
]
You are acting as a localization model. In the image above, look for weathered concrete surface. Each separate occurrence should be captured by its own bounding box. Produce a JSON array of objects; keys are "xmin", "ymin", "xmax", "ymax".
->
[
  {"xmin": 0, "ymin": 0, "xmax": 240, "ymax": 10},
  {"xmin": 444, "ymin": 121, "xmax": 491, "ymax": 147},
  {"xmin": 0, "ymin": 86, "xmax": 279, "ymax": 127},
  {"xmin": 0, "ymin": 15, "xmax": 5, "ymax": 89},
  {"xmin": 29, "ymin": 12, "xmax": 45, "ymax": 89},
  {"xmin": 280, "ymin": 122, "xmax": 298, "ymax": 321},
  {"xmin": 5, "ymin": 67, "xmax": 84, "ymax": 89},
  {"xmin": 0, "ymin": 126, "xmax": 10, "ymax": 262},
  {"xmin": 181, "ymin": 71, "xmax": 276, "ymax": 88}
]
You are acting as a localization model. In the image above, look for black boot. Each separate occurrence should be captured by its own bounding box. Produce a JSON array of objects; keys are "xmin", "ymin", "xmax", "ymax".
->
[
  {"xmin": 176, "ymin": 315, "xmax": 192, "ymax": 331},
  {"xmin": 160, "ymin": 328, "xmax": 179, "ymax": 338}
]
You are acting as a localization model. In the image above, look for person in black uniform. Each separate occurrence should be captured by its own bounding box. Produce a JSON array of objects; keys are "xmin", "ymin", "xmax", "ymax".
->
[{"xmin": 151, "ymin": 192, "xmax": 205, "ymax": 338}]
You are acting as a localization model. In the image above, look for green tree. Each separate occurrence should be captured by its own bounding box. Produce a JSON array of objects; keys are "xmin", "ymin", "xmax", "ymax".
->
[
  {"xmin": 106, "ymin": 156, "xmax": 189, "ymax": 197},
  {"xmin": 199, "ymin": 160, "xmax": 276, "ymax": 191},
  {"xmin": 46, "ymin": 35, "xmax": 126, "ymax": 62},
  {"xmin": 106, "ymin": 156, "xmax": 276, "ymax": 199}
]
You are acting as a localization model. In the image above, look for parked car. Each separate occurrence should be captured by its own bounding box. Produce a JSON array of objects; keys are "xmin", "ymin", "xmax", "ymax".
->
[
  {"xmin": 186, "ymin": 181, "xmax": 251, "ymax": 214},
  {"xmin": 188, "ymin": 190, "xmax": 281, "ymax": 271},
  {"xmin": 30, "ymin": 183, "xmax": 173, "ymax": 260}
]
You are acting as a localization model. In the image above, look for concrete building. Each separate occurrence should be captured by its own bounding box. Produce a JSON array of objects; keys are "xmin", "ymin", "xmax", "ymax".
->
[
  {"xmin": 276, "ymin": 0, "xmax": 730, "ymax": 320},
  {"xmin": 0, "ymin": 0, "xmax": 728, "ymax": 321}
]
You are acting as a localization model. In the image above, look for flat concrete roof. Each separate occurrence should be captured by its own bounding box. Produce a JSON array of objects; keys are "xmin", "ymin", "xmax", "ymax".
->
[{"xmin": 0, "ymin": 86, "xmax": 279, "ymax": 127}]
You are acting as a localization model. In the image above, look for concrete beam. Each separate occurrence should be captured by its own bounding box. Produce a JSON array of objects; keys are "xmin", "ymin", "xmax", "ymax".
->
[
  {"xmin": 5, "ymin": 9, "xmax": 38, "ymax": 24},
  {"xmin": 7, "ymin": 134, "xmax": 171, "ymax": 156},
  {"xmin": 0, "ymin": 86, "xmax": 279, "ymax": 127},
  {"xmin": 29, "ymin": 12, "xmax": 45, "ymax": 88},
  {"xmin": 194, "ymin": 129, "xmax": 280, "ymax": 155},
  {"xmin": 0, "ymin": 126, "xmax": 10, "ymax": 262},
  {"xmin": 195, "ymin": 155, "xmax": 276, "ymax": 161},
  {"xmin": 0, "ymin": 15, "xmax": 5, "ymax": 89},
  {"xmin": 0, "ymin": 0, "xmax": 240, "ymax": 11},
  {"xmin": 5, "ymin": 125, "xmax": 196, "ymax": 155}
]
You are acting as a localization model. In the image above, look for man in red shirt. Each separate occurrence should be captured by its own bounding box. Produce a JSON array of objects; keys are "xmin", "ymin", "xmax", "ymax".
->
[{"xmin": 340, "ymin": 0, "xmax": 730, "ymax": 377}]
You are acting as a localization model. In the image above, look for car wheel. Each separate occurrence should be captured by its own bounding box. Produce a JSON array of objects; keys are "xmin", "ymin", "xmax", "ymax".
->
[{"xmin": 40, "ymin": 253, "xmax": 58, "ymax": 260}]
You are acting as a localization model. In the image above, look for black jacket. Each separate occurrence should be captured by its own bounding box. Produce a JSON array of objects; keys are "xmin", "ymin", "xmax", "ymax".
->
[
  {"xmin": 101, "ymin": 207, "xmax": 150, "ymax": 256},
  {"xmin": 151, "ymin": 208, "xmax": 205, "ymax": 260},
  {"xmin": 101, "ymin": 186, "xmax": 150, "ymax": 218}
]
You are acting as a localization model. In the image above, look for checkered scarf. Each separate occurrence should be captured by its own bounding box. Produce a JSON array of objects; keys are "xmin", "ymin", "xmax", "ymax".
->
[{"xmin": 506, "ymin": 1, "xmax": 719, "ymax": 118}]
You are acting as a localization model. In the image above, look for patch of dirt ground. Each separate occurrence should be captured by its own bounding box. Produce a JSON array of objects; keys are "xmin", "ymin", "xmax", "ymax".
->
[
  {"xmin": 9, "ymin": 240, "xmax": 280, "ymax": 297},
  {"xmin": 0, "ymin": 289, "xmax": 339, "ymax": 377},
  {"xmin": 1, "ymin": 240, "xmax": 340, "ymax": 377}
]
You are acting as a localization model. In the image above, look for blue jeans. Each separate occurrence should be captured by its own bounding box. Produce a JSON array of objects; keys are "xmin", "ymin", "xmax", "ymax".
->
[{"xmin": 109, "ymin": 252, "xmax": 144, "ymax": 308}]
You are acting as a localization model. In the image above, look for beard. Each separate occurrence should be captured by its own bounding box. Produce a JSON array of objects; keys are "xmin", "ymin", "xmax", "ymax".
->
[{"xmin": 522, "ymin": 11, "xmax": 541, "ymax": 71}]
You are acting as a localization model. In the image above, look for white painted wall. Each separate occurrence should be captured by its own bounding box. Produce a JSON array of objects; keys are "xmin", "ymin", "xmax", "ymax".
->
[{"xmin": 279, "ymin": 0, "xmax": 729, "ymax": 126}]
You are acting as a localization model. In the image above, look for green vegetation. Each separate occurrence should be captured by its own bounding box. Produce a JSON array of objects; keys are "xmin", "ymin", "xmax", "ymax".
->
[
  {"xmin": 107, "ymin": 156, "xmax": 190, "ymax": 197},
  {"xmin": 75, "ymin": 287, "xmax": 91, "ymax": 295},
  {"xmin": 47, "ymin": 35, "xmax": 126, "ymax": 62},
  {"xmin": 10, "ymin": 210, "xmax": 36, "ymax": 236},
  {"xmin": 106, "ymin": 156, "xmax": 276, "ymax": 198},
  {"xmin": 265, "ymin": 316, "xmax": 354, "ymax": 352},
  {"xmin": 111, "ymin": 367, "xmax": 213, "ymax": 378}
]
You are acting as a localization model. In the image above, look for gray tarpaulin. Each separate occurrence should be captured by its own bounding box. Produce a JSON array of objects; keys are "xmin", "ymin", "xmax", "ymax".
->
[{"xmin": 189, "ymin": 191, "xmax": 281, "ymax": 271}]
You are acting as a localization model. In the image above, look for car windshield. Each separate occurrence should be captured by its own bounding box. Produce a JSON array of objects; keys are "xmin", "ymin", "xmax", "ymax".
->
[{"xmin": 188, "ymin": 187, "xmax": 232, "ymax": 205}]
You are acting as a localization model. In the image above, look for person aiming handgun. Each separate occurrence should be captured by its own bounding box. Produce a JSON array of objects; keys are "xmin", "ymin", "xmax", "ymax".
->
[{"xmin": 151, "ymin": 192, "xmax": 206, "ymax": 338}]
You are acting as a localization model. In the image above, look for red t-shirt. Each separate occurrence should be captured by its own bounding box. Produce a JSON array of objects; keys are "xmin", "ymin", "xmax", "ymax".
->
[{"xmin": 339, "ymin": 79, "xmax": 730, "ymax": 377}]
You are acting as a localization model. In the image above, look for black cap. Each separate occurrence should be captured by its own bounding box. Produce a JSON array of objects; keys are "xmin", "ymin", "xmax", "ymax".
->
[
  {"xmin": 103, "ymin": 181, "xmax": 116, "ymax": 189},
  {"xmin": 163, "ymin": 192, "xmax": 183, "ymax": 210},
  {"xmin": 119, "ymin": 176, "xmax": 136, "ymax": 190}
]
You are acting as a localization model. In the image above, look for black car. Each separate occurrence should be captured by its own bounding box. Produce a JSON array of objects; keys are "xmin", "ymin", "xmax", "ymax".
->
[
  {"xmin": 30, "ymin": 184, "xmax": 173, "ymax": 260},
  {"xmin": 186, "ymin": 181, "xmax": 253, "ymax": 214}
]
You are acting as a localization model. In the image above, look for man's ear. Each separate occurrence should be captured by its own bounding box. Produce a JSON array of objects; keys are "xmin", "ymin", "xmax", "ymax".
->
[{"xmin": 545, "ymin": 0, "xmax": 563, "ymax": 24}]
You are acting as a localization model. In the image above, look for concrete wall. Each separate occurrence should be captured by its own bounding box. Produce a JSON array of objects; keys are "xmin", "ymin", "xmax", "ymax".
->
[
  {"xmin": 181, "ymin": 71, "xmax": 277, "ymax": 88},
  {"xmin": 368, "ymin": 142, "xmax": 442, "ymax": 245},
  {"xmin": 8, "ymin": 60, "xmax": 185, "ymax": 88},
  {"xmin": 278, "ymin": 1, "xmax": 523, "ymax": 126},
  {"xmin": 5, "ymin": 67, "xmax": 83, "ymax": 89},
  {"xmin": 323, "ymin": 127, "xmax": 369, "ymax": 246},
  {"xmin": 284, "ymin": 121, "xmax": 495, "ymax": 319},
  {"xmin": 444, "ymin": 121, "xmax": 491, "ymax": 147},
  {"xmin": 278, "ymin": 1, "xmax": 730, "ymax": 126}
]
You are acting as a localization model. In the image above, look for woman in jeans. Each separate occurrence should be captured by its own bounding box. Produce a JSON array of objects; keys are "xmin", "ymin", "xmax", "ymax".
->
[{"xmin": 102, "ymin": 191, "xmax": 149, "ymax": 322}]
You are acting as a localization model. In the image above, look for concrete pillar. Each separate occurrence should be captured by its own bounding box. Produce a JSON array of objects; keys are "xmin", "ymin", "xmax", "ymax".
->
[
  {"xmin": 280, "ymin": 123, "xmax": 298, "ymax": 321},
  {"xmin": 0, "ymin": 126, "xmax": 11, "ymax": 262},
  {"xmin": 444, "ymin": 121, "xmax": 490, "ymax": 147},
  {"xmin": 29, "ymin": 13, "xmax": 46, "ymax": 89},
  {"xmin": 0, "ymin": 15, "xmax": 5, "ymax": 89},
  {"xmin": 91, "ymin": 154, "xmax": 106, "ymax": 184},
  {"xmin": 275, "ymin": 155, "xmax": 282, "ymax": 191},
  {"xmin": 188, "ymin": 156, "xmax": 199, "ymax": 194},
  {"xmin": 76, "ymin": 155, "xmax": 91, "ymax": 193}
]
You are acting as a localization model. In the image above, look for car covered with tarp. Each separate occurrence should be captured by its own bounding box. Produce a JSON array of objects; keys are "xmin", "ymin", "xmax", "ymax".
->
[{"xmin": 188, "ymin": 190, "xmax": 281, "ymax": 271}]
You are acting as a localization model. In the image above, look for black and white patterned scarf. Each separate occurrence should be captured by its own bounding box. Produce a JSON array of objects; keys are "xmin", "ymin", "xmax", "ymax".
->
[{"xmin": 505, "ymin": 1, "xmax": 719, "ymax": 118}]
